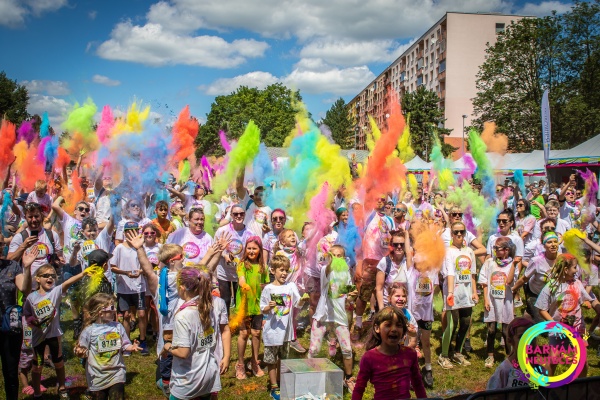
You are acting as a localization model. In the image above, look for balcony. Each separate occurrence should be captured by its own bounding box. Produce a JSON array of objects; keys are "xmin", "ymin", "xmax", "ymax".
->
[{"xmin": 437, "ymin": 70, "xmax": 446, "ymax": 81}]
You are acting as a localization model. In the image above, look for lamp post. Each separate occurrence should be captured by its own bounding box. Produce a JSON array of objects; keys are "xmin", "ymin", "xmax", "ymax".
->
[{"xmin": 462, "ymin": 114, "xmax": 468, "ymax": 155}]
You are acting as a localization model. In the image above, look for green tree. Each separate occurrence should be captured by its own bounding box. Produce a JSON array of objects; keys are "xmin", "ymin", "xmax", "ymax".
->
[
  {"xmin": 195, "ymin": 83, "xmax": 301, "ymax": 157},
  {"xmin": 321, "ymin": 97, "xmax": 355, "ymax": 149},
  {"xmin": 401, "ymin": 86, "xmax": 455, "ymax": 160},
  {"xmin": 0, "ymin": 71, "xmax": 29, "ymax": 124}
]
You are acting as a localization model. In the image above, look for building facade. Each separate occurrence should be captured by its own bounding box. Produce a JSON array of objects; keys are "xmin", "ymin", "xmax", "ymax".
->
[{"xmin": 348, "ymin": 12, "xmax": 527, "ymax": 153}]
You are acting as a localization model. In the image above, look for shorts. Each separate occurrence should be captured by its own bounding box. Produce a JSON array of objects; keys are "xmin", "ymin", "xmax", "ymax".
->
[
  {"xmin": 242, "ymin": 315, "xmax": 263, "ymax": 331},
  {"xmin": 417, "ymin": 320, "xmax": 432, "ymax": 331},
  {"xmin": 305, "ymin": 276, "xmax": 321, "ymax": 294},
  {"xmin": 19, "ymin": 348, "xmax": 34, "ymax": 370},
  {"xmin": 117, "ymin": 292, "xmax": 146, "ymax": 312},
  {"xmin": 33, "ymin": 337, "xmax": 62, "ymax": 366},
  {"xmin": 357, "ymin": 260, "xmax": 379, "ymax": 302},
  {"xmin": 91, "ymin": 382, "xmax": 125, "ymax": 400},
  {"xmin": 263, "ymin": 343, "xmax": 290, "ymax": 365}
]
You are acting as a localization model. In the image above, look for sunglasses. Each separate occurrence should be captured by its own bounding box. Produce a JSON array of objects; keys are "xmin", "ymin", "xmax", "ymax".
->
[
  {"xmin": 453, "ymin": 230, "xmax": 466, "ymax": 235},
  {"xmin": 143, "ymin": 231, "xmax": 156, "ymax": 236},
  {"xmin": 450, "ymin": 212, "xmax": 463, "ymax": 217},
  {"xmin": 129, "ymin": 204, "xmax": 140, "ymax": 208},
  {"xmin": 272, "ymin": 216, "xmax": 285, "ymax": 222},
  {"xmin": 391, "ymin": 242, "xmax": 405, "ymax": 248},
  {"xmin": 542, "ymin": 226, "xmax": 556, "ymax": 232},
  {"xmin": 565, "ymin": 192, "xmax": 574, "ymax": 196},
  {"xmin": 101, "ymin": 305, "xmax": 116, "ymax": 312},
  {"xmin": 39, "ymin": 273, "xmax": 57, "ymax": 279},
  {"xmin": 78, "ymin": 206, "xmax": 91, "ymax": 212},
  {"xmin": 393, "ymin": 208, "xmax": 407, "ymax": 213},
  {"xmin": 496, "ymin": 219, "xmax": 509, "ymax": 224},
  {"xmin": 169, "ymin": 253, "xmax": 184, "ymax": 262},
  {"xmin": 232, "ymin": 212, "xmax": 245, "ymax": 217},
  {"xmin": 493, "ymin": 246, "xmax": 509, "ymax": 252},
  {"xmin": 516, "ymin": 204, "xmax": 524, "ymax": 207}
]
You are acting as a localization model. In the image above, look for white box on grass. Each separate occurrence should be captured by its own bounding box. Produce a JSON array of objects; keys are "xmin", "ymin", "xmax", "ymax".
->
[{"xmin": 280, "ymin": 358, "xmax": 343, "ymax": 400}]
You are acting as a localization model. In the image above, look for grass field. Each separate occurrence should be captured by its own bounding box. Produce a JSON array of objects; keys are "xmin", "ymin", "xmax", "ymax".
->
[{"xmin": 3, "ymin": 293, "xmax": 599, "ymax": 399}]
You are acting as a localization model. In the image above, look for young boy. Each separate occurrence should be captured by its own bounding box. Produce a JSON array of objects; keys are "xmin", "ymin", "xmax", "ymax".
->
[
  {"xmin": 152, "ymin": 201, "xmax": 176, "ymax": 243},
  {"xmin": 260, "ymin": 255, "xmax": 303, "ymax": 400}
]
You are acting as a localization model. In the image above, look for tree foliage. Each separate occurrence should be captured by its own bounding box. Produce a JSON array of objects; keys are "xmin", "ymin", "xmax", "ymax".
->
[
  {"xmin": 195, "ymin": 83, "xmax": 301, "ymax": 157},
  {"xmin": 0, "ymin": 71, "xmax": 29, "ymax": 124},
  {"xmin": 473, "ymin": 1, "xmax": 600, "ymax": 151},
  {"xmin": 401, "ymin": 86, "xmax": 456, "ymax": 160},
  {"xmin": 321, "ymin": 98, "xmax": 355, "ymax": 149}
]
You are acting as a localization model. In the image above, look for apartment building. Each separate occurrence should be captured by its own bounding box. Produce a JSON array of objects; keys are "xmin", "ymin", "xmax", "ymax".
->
[{"xmin": 348, "ymin": 12, "xmax": 527, "ymax": 153}]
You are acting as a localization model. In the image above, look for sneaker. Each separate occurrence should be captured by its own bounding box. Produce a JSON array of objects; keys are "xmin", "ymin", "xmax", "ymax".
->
[
  {"xmin": 437, "ymin": 355, "xmax": 454, "ymax": 369},
  {"xmin": 139, "ymin": 340, "xmax": 150, "ymax": 356},
  {"xmin": 328, "ymin": 338, "xmax": 337, "ymax": 357},
  {"xmin": 235, "ymin": 363, "xmax": 246, "ymax": 379},
  {"xmin": 249, "ymin": 361, "xmax": 265, "ymax": 377},
  {"xmin": 366, "ymin": 310, "xmax": 376, "ymax": 322},
  {"xmin": 156, "ymin": 379, "xmax": 170, "ymax": 397},
  {"xmin": 452, "ymin": 353, "xmax": 472, "ymax": 366},
  {"xmin": 123, "ymin": 351, "xmax": 131, "ymax": 357},
  {"xmin": 485, "ymin": 356, "xmax": 495, "ymax": 368},
  {"xmin": 514, "ymin": 298, "xmax": 524, "ymax": 308},
  {"xmin": 463, "ymin": 338, "xmax": 472, "ymax": 353},
  {"xmin": 59, "ymin": 389, "xmax": 70, "ymax": 400},
  {"xmin": 421, "ymin": 367, "xmax": 433, "ymax": 389},
  {"xmin": 270, "ymin": 387, "xmax": 281, "ymax": 400},
  {"xmin": 344, "ymin": 376, "xmax": 356, "ymax": 393},
  {"xmin": 289, "ymin": 339, "xmax": 307, "ymax": 353}
]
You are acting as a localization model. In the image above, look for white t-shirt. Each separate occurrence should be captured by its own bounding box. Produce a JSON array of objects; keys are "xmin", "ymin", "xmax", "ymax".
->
[
  {"xmin": 26, "ymin": 192, "xmax": 52, "ymax": 213},
  {"xmin": 115, "ymin": 217, "xmax": 152, "ymax": 241},
  {"xmin": 442, "ymin": 246, "xmax": 476, "ymax": 310},
  {"xmin": 153, "ymin": 270, "xmax": 181, "ymax": 356},
  {"xmin": 486, "ymin": 359, "xmax": 530, "ymax": 390},
  {"xmin": 524, "ymin": 255, "xmax": 553, "ymax": 295},
  {"xmin": 144, "ymin": 243, "xmax": 162, "ymax": 266},
  {"xmin": 184, "ymin": 195, "xmax": 213, "ymax": 216},
  {"xmin": 211, "ymin": 296, "xmax": 228, "ymax": 365},
  {"xmin": 23, "ymin": 286, "xmax": 63, "ymax": 347},
  {"xmin": 79, "ymin": 322, "xmax": 131, "ymax": 391},
  {"xmin": 408, "ymin": 269, "xmax": 438, "ymax": 322},
  {"xmin": 532, "ymin": 218, "xmax": 569, "ymax": 241},
  {"xmin": 242, "ymin": 194, "xmax": 272, "ymax": 237},
  {"xmin": 559, "ymin": 201, "xmax": 581, "ymax": 228},
  {"xmin": 260, "ymin": 282, "xmax": 300, "ymax": 346},
  {"xmin": 94, "ymin": 192, "xmax": 111, "ymax": 224},
  {"xmin": 61, "ymin": 213, "xmax": 83, "ymax": 260},
  {"xmin": 362, "ymin": 211, "xmax": 393, "ymax": 260},
  {"xmin": 376, "ymin": 256, "xmax": 409, "ymax": 308},
  {"xmin": 515, "ymin": 215, "xmax": 536, "ymax": 246},
  {"xmin": 441, "ymin": 227, "xmax": 476, "ymax": 248},
  {"xmin": 487, "ymin": 231, "xmax": 524, "ymax": 258},
  {"xmin": 535, "ymin": 279, "xmax": 592, "ymax": 335},
  {"xmin": 166, "ymin": 228, "xmax": 213, "ymax": 267},
  {"xmin": 478, "ymin": 258, "xmax": 515, "ymax": 324},
  {"xmin": 112, "ymin": 244, "xmax": 146, "ymax": 294},
  {"xmin": 309, "ymin": 231, "xmax": 339, "ymax": 278},
  {"xmin": 170, "ymin": 301, "xmax": 221, "ymax": 399},
  {"xmin": 214, "ymin": 224, "xmax": 253, "ymax": 281},
  {"xmin": 312, "ymin": 262, "xmax": 352, "ymax": 326},
  {"xmin": 262, "ymin": 230, "xmax": 279, "ymax": 263},
  {"xmin": 9, "ymin": 229, "xmax": 62, "ymax": 287}
]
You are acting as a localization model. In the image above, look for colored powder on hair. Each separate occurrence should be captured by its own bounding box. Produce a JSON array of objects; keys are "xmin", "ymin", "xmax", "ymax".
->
[
  {"xmin": 17, "ymin": 119, "xmax": 36, "ymax": 144},
  {"xmin": 563, "ymin": 228, "xmax": 589, "ymax": 273},
  {"xmin": 411, "ymin": 221, "xmax": 446, "ymax": 272},
  {"xmin": 178, "ymin": 160, "xmax": 191, "ymax": 182},
  {"xmin": 96, "ymin": 105, "xmax": 114, "ymax": 145},
  {"xmin": 171, "ymin": 106, "xmax": 199, "ymax": 164},
  {"xmin": 40, "ymin": 112, "xmax": 50, "ymax": 139},
  {"xmin": 468, "ymin": 128, "xmax": 495, "ymax": 201},
  {"xmin": 397, "ymin": 117, "xmax": 415, "ymax": 163},
  {"xmin": 430, "ymin": 141, "xmax": 455, "ymax": 191},
  {"xmin": 481, "ymin": 121, "xmax": 508, "ymax": 155},
  {"xmin": 458, "ymin": 153, "xmax": 476, "ymax": 184},
  {"xmin": 219, "ymin": 130, "xmax": 232, "ymax": 153},
  {"xmin": 0, "ymin": 120, "xmax": 17, "ymax": 173},
  {"xmin": 513, "ymin": 170, "xmax": 526, "ymax": 197}
]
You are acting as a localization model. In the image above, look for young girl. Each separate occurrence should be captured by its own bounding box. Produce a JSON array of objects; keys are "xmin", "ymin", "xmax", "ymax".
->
[
  {"xmin": 75, "ymin": 293, "xmax": 142, "ymax": 399},
  {"xmin": 161, "ymin": 267, "xmax": 221, "ymax": 399},
  {"xmin": 478, "ymin": 236, "xmax": 517, "ymax": 368},
  {"xmin": 142, "ymin": 223, "xmax": 162, "ymax": 341},
  {"xmin": 352, "ymin": 306, "xmax": 427, "ymax": 400},
  {"xmin": 23, "ymin": 264, "xmax": 89, "ymax": 398},
  {"xmin": 308, "ymin": 245, "xmax": 357, "ymax": 391},
  {"xmin": 388, "ymin": 284, "xmax": 418, "ymax": 343},
  {"xmin": 487, "ymin": 318, "xmax": 535, "ymax": 389},
  {"xmin": 235, "ymin": 236, "xmax": 269, "ymax": 379}
]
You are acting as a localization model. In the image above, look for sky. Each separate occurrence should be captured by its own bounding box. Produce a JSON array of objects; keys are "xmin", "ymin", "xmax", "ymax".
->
[{"xmin": 0, "ymin": 0, "xmax": 573, "ymax": 129}]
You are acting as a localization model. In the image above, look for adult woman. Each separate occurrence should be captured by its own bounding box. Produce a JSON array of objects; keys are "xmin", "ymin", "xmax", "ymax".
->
[
  {"xmin": 512, "ymin": 231, "xmax": 560, "ymax": 322},
  {"xmin": 487, "ymin": 210, "xmax": 524, "ymax": 265},
  {"xmin": 441, "ymin": 206, "xmax": 486, "ymax": 255},
  {"xmin": 0, "ymin": 243, "xmax": 35, "ymax": 400},
  {"xmin": 170, "ymin": 201, "xmax": 187, "ymax": 229},
  {"xmin": 115, "ymin": 199, "xmax": 151, "ymax": 244},
  {"xmin": 166, "ymin": 208, "xmax": 215, "ymax": 268},
  {"xmin": 515, "ymin": 199, "xmax": 535, "ymax": 246},
  {"xmin": 262, "ymin": 208, "xmax": 289, "ymax": 264},
  {"xmin": 375, "ymin": 230, "xmax": 413, "ymax": 311},
  {"xmin": 439, "ymin": 222, "xmax": 478, "ymax": 369}
]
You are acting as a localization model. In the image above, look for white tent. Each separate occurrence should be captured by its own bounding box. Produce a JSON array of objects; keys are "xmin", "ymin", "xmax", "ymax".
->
[
  {"xmin": 547, "ymin": 134, "xmax": 600, "ymax": 167},
  {"xmin": 404, "ymin": 155, "xmax": 432, "ymax": 172}
]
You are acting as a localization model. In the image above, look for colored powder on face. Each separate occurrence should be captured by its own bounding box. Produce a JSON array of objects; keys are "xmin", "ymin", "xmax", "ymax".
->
[
  {"xmin": 563, "ymin": 228, "xmax": 589, "ymax": 273},
  {"xmin": 468, "ymin": 128, "xmax": 495, "ymax": 201},
  {"xmin": 411, "ymin": 221, "xmax": 446, "ymax": 272},
  {"xmin": 397, "ymin": 117, "xmax": 415, "ymax": 163},
  {"xmin": 430, "ymin": 141, "xmax": 455, "ymax": 191},
  {"xmin": 513, "ymin": 170, "xmax": 526, "ymax": 197},
  {"xmin": 17, "ymin": 120, "xmax": 36, "ymax": 144},
  {"xmin": 178, "ymin": 160, "xmax": 191, "ymax": 182},
  {"xmin": 219, "ymin": 130, "xmax": 232, "ymax": 153},
  {"xmin": 480, "ymin": 121, "xmax": 508, "ymax": 155},
  {"xmin": 96, "ymin": 105, "xmax": 114, "ymax": 145},
  {"xmin": 458, "ymin": 154, "xmax": 476, "ymax": 184},
  {"xmin": 171, "ymin": 106, "xmax": 199, "ymax": 163},
  {"xmin": 0, "ymin": 120, "xmax": 17, "ymax": 173},
  {"xmin": 40, "ymin": 112, "xmax": 50, "ymax": 139}
]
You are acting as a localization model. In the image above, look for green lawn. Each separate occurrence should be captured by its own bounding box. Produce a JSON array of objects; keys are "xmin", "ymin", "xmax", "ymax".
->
[{"xmin": 4, "ymin": 293, "xmax": 599, "ymax": 399}]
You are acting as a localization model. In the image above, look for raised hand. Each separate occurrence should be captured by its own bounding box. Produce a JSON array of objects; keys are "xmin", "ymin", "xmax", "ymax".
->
[
  {"xmin": 22, "ymin": 245, "xmax": 39, "ymax": 267},
  {"xmin": 125, "ymin": 230, "xmax": 144, "ymax": 250}
]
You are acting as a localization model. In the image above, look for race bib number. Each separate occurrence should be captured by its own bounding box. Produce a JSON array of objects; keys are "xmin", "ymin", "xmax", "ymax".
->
[
  {"xmin": 183, "ymin": 242, "xmax": 200, "ymax": 259},
  {"xmin": 455, "ymin": 255, "xmax": 472, "ymax": 284},
  {"xmin": 416, "ymin": 276, "xmax": 432, "ymax": 296},
  {"xmin": 254, "ymin": 210, "xmax": 267, "ymax": 225},
  {"xmin": 197, "ymin": 327, "xmax": 215, "ymax": 350},
  {"xmin": 35, "ymin": 299, "xmax": 54, "ymax": 320},
  {"xmin": 490, "ymin": 271, "xmax": 507, "ymax": 299},
  {"xmin": 23, "ymin": 326, "xmax": 33, "ymax": 349},
  {"xmin": 98, "ymin": 332, "xmax": 122, "ymax": 353},
  {"xmin": 28, "ymin": 243, "xmax": 49, "ymax": 260},
  {"xmin": 82, "ymin": 240, "xmax": 97, "ymax": 258},
  {"xmin": 228, "ymin": 239, "xmax": 243, "ymax": 256}
]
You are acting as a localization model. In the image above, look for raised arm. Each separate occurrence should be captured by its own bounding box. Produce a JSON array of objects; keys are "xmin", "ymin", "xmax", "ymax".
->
[
  {"xmin": 51, "ymin": 196, "xmax": 66, "ymax": 219},
  {"xmin": 166, "ymin": 186, "xmax": 186, "ymax": 203},
  {"xmin": 125, "ymin": 230, "xmax": 158, "ymax": 294},
  {"xmin": 236, "ymin": 169, "xmax": 246, "ymax": 200}
]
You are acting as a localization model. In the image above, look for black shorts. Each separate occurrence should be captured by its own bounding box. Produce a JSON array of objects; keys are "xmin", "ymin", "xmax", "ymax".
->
[
  {"xmin": 242, "ymin": 315, "xmax": 263, "ymax": 331},
  {"xmin": 417, "ymin": 320, "xmax": 432, "ymax": 331},
  {"xmin": 33, "ymin": 337, "xmax": 62, "ymax": 366},
  {"xmin": 117, "ymin": 292, "xmax": 146, "ymax": 312}
]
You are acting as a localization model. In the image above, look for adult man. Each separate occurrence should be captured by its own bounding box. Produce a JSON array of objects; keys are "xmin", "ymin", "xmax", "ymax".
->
[{"xmin": 51, "ymin": 196, "xmax": 92, "ymax": 262}]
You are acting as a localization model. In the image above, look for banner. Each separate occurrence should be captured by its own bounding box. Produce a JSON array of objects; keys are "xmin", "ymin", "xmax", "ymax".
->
[{"xmin": 541, "ymin": 89, "xmax": 551, "ymax": 165}]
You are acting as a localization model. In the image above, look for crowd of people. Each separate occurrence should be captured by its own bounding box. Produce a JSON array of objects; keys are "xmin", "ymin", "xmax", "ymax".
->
[{"xmin": 0, "ymin": 150, "xmax": 599, "ymax": 400}]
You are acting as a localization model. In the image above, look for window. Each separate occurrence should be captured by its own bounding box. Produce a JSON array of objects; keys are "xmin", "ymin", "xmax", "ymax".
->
[
  {"xmin": 496, "ymin": 23, "xmax": 505, "ymax": 33},
  {"xmin": 417, "ymin": 76, "xmax": 423, "ymax": 86},
  {"xmin": 439, "ymin": 59, "xmax": 446, "ymax": 73}
]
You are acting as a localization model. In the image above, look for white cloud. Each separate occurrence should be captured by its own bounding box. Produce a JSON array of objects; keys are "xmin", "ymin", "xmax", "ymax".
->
[
  {"xmin": 0, "ymin": 0, "xmax": 68, "ymax": 27},
  {"xmin": 518, "ymin": 1, "xmax": 572, "ymax": 16},
  {"xmin": 22, "ymin": 80, "xmax": 71, "ymax": 96},
  {"xmin": 24, "ymin": 0, "xmax": 68, "ymax": 16},
  {"xmin": 27, "ymin": 94, "xmax": 70, "ymax": 126},
  {"xmin": 92, "ymin": 74, "xmax": 121, "ymax": 87},
  {"xmin": 299, "ymin": 39, "xmax": 412, "ymax": 66},
  {"xmin": 97, "ymin": 21, "xmax": 269, "ymax": 68},
  {"xmin": 200, "ymin": 72, "xmax": 279, "ymax": 95},
  {"xmin": 88, "ymin": 10, "xmax": 97, "ymax": 20}
]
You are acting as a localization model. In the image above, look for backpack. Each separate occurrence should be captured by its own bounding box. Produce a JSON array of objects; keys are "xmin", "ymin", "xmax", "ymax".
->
[
  {"xmin": 384, "ymin": 255, "xmax": 393, "ymax": 279},
  {"xmin": 0, "ymin": 304, "xmax": 22, "ymax": 333}
]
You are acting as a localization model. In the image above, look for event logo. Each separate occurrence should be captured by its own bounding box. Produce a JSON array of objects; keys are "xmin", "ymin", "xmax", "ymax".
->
[{"xmin": 516, "ymin": 321, "xmax": 587, "ymax": 389}]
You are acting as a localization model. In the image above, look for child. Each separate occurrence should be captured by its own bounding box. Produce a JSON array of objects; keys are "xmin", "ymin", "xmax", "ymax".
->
[
  {"xmin": 478, "ymin": 236, "xmax": 517, "ymax": 368},
  {"xmin": 308, "ymin": 245, "xmax": 357, "ymax": 392},
  {"xmin": 161, "ymin": 267, "xmax": 221, "ymax": 399},
  {"xmin": 151, "ymin": 201, "xmax": 176, "ymax": 243},
  {"xmin": 260, "ymin": 255, "xmax": 302, "ymax": 400},
  {"xmin": 486, "ymin": 318, "xmax": 535, "ymax": 389},
  {"xmin": 352, "ymin": 306, "xmax": 427, "ymax": 400},
  {"xmin": 235, "ymin": 236, "xmax": 269, "ymax": 379},
  {"xmin": 23, "ymin": 264, "xmax": 88, "ymax": 398},
  {"xmin": 387, "ymin": 283, "xmax": 418, "ymax": 344},
  {"xmin": 75, "ymin": 293, "xmax": 142, "ymax": 399},
  {"xmin": 19, "ymin": 317, "xmax": 48, "ymax": 396}
]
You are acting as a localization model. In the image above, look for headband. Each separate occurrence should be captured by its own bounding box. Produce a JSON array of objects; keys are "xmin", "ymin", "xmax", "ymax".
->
[{"xmin": 542, "ymin": 232, "xmax": 559, "ymax": 244}]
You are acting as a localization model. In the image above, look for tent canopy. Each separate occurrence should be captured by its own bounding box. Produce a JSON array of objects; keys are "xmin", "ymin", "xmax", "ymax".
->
[
  {"xmin": 404, "ymin": 155, "xmax": 432, "ymax": 172},
  {"xmin": 547, "ymin": 133, "xmax": 600, "ymax": 168}
]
